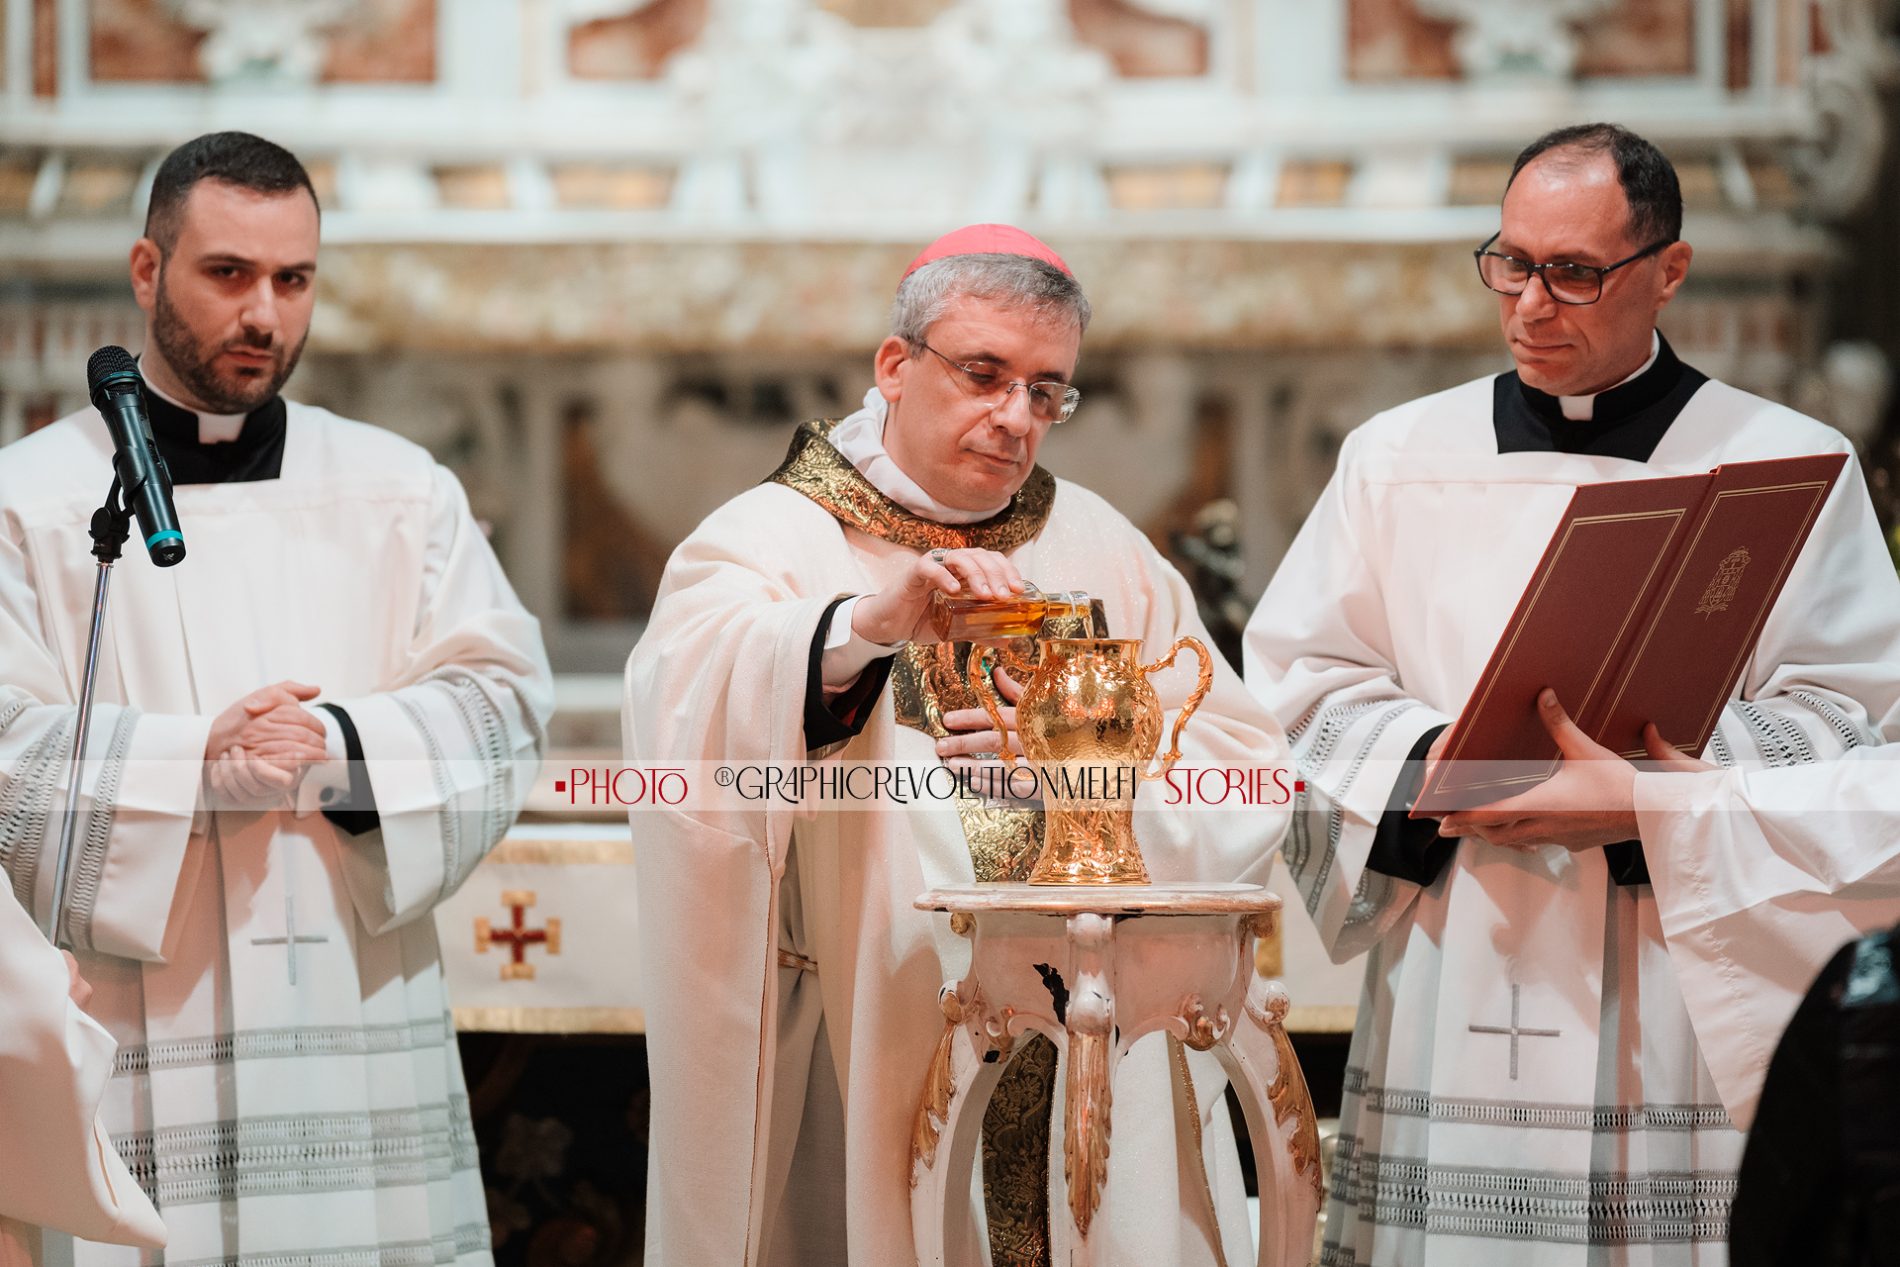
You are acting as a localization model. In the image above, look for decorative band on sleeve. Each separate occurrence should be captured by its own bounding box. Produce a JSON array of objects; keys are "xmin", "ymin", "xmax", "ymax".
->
[
  {"xmin": 2, "ymin": 710, "xmax": 74, "ymax": 918},
  {"xmin": 66, "ymin": 708, "xmax": 138, "ymax": 951}
]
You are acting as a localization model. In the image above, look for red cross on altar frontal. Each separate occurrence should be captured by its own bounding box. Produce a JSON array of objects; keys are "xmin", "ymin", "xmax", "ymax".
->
[{"xmin": 474, "ymin": 890, "xmax": 562, "ymax": 981}]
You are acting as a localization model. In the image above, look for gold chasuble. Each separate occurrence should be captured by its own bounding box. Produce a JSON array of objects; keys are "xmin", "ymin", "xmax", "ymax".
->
[
  {"xmin": 771, "ymin": 418, "xmax": 1078, "ymax": 1265},
  {"xmin": 628, "ymin": 413, "xmax": 1285, "ymax": 1267}
]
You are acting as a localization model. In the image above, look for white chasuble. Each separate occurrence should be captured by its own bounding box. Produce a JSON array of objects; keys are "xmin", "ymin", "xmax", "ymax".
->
[
  {"xmin": 623, "ymin": 420, "xmax": 1292, "ymax": 1266},
  {"xmin": 0, "ymin": 404, "xmax": 552, "ymax": 1267},
  {"xmin": 0, "ymin": 888, "xmax": 166, "ymax": 1267},
  {"xmin": 1244, "ymin": 375, "xmax": 1900, "ymax": 1267}
]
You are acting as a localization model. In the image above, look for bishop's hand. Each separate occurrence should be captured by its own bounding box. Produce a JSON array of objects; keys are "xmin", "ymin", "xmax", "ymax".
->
[
  {"xmin": 851, "ymin": 546, "xmax": 1024, "ymax": 646},
  {"xmin": 203, "ymin": 681, "xmax": 330, "ymax": 809},
  {"xmin": 938, "ymin": 665, "xmax": 1028, "ymax": 799},
  {"xmin": 1436, "ymin": 689, "xmax": 1641, "ymax": 853}
]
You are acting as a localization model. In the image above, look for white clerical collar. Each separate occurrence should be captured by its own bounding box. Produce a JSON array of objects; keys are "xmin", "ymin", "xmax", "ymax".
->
[
  {"xmin": 1558, "ymin": 331, "xmax": 1661, "ymax": 421},
  {"xmin": 828, "ymin": 388, "xmax": 1012, "ymax": 524},
  {"xmin": 142, "ymin": 372, "xmax": 249, "ymax": 443}
]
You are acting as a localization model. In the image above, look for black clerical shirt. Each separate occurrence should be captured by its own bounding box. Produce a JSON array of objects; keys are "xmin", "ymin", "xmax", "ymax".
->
[
  {"xmin": 1365, "ymin": 337, "xmax": 1709, "ymax": 890},
  {"xmin": 803, "ymin": 596, "xmax": 896, "ymax": 750},
  {"xmin": 1494, "ymin": 335, "xmax": 1708, "ymax": 461},
  {"xmin": 143, "ymin": 389, "xmax": 287, "ymax": 485}
]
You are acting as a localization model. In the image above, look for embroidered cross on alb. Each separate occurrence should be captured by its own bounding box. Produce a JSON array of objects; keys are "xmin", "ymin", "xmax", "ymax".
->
[
  {"xmin": 1468, "ymin": 983, "xmax": 1561, "ymax": 1080},
  {"xmin": 252, "ymin": 892, "xmax": 328, "ymax": 986}
]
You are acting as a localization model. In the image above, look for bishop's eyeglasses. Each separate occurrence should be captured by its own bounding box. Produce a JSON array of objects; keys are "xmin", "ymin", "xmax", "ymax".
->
[
  {"xmin": 916, "ymin": 341, "xmax": 1082, "ymax": 424},
  {"xmin": 1474, "ymin": 232, "xmax": 1672, "ymax": 306}
]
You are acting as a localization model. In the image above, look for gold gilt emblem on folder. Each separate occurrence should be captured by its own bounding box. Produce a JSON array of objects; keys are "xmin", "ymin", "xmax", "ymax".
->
[{"xmin": 1695, "ymin": 547, "xmax": 1752, "ymax": 617}]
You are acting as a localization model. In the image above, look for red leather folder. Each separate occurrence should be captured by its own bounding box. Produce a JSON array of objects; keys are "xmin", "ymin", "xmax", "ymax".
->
[{"xmin": 1412, "ymin": 452, "xmax": 1848, "ymax": 814}]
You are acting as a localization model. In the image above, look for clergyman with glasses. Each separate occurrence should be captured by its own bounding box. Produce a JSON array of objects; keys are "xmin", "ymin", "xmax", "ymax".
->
[
  {"xmin": 1244, "ymin": 123, "xmax": 1900, "ymax": 1264},
  {"xmin": 624, "ymin": 225, "xmax": 1292, "ymax": 1265}
]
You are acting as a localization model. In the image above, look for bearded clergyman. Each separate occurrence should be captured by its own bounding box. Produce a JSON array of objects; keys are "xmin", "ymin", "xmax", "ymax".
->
[{"xmin": 0, "ymin": 132, "xmax": 551, "ymax": 1267}]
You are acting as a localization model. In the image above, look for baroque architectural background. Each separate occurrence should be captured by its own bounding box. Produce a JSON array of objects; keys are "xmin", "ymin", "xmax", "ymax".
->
[
  {"xmin": 5, "ymin": 3, "xmax": 1900, "ymax": 1260},
  {"xmin": 4, "ymin": 0, "xmax": 1898, "ymax": 678}
]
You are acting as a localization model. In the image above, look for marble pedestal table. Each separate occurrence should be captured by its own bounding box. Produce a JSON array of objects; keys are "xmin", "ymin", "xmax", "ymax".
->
[{"xmin": 910, "ymin": 882, "xmax": 1323, "ymax": 1267}]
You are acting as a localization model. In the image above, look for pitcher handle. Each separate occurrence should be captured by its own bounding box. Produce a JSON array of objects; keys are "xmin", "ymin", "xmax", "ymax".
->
[
  {"xmin": 1138, "ymin": 636, "xmax": 1214, "ymax": 781},
  {"xmin": 965, "ymin": 645, "xmax": 1036, "ymax": 768}
]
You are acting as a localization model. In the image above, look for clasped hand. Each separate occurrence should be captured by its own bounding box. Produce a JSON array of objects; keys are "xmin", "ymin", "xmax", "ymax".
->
[
  {"xmin": 1429, "ymin": 688, "xmax": 1713, "ymax": 852},
  {"xmin": 202, "ymin": 680, "xmax": 328, "ymax": 809}
]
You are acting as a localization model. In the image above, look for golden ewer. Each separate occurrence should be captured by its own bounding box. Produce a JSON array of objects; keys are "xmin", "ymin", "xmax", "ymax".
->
[{"xmin": 969, "ymin": 636, "xmax": 1214, "ymax": 884}]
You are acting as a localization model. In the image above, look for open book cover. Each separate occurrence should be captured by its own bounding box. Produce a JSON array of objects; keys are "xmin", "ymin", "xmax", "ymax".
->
[{"xmin": 1413, "ymin": 451, "xmax": 1848, "ymax": 814}]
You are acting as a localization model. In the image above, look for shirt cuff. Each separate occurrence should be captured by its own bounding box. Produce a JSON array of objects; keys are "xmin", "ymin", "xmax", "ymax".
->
[
  {"xmin": 1364, "ymin": 723, "xmax": 1460, "ymax": 886},
  {"xmin": 805, "ymin": 597, "xmax": 896, "ymax": 751},
  {"xmin": 820, "ymin": 595, "xmax": 903, "ymax": 691},
  {"xmin": 294, "ymin": 707, "xmax": 351, "ymax": 818}
]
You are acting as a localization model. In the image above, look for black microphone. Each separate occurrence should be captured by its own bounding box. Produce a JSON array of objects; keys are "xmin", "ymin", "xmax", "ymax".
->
[{"xmin": 86, "ymin": 347, "xmax": 185, "ymax": 567}]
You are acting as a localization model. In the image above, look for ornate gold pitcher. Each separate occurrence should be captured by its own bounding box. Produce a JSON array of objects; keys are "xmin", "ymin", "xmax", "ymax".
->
[{"xmin": 969, "ymin": 637, "xmax": 1213, "ymax": 884}]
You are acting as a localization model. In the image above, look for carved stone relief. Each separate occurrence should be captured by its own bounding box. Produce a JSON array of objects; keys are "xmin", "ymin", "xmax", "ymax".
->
[
  {"xmin": 1350, "ymin": 0, "xmax": 1694, "ymax": 81},
  {"xmin": 166, "ymin": 0, "xmax": 358, "ymax": 85},
  {"xmin": 1068, "ymin": 0, "xmax": 1211, "ymax": 77},
  {"xmin": 93, "ymin": 0, "xmax": 433, "ymax": 84},
  {"xmin": 1414, "ymin": 0, "xmax": 1617, "ymax": 80},
  {"xmin": 657, "ymin": 0, "xmax": 1112, "ymax": 223},
  {"xmin": 567, "ymin": 0, "xmax": 709, "ymax": 79}
]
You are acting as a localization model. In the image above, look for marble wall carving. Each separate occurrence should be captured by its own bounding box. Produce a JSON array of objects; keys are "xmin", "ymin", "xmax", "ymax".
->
[
  {"xmin": 90, "ymin": 0, "xmax": 434, "ymax": 83},
  {"xmin": 302, "ymin": 240, "xmax": 1506, "ymax": 357},
  {"xmin": 165, "ymin": 0, "xmax": 364, "ymax": 85},
  {"xmin": 7, "ymin": 0, "xmax": 1887, "ymax": 232},
  {"xmin": 1414, "ymin": 0, "xmax": 1619, "ymax": 80},
  {"xmin": 1068, "ymin": 0, "xmax": 1211, "ymax": 77},
  {"xmin": 1352, "ymin": 0, "xmax": 1744, "ymax": 81},
  {"xmin": 567, "ymin": 0, "xmax": 707, "ymax": 79}
]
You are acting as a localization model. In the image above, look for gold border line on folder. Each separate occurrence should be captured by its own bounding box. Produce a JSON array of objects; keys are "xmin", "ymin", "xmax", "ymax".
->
[
  {"xmin": 1598, "ymin": 480, "xmax": 1830, "ymax": 752},
  {"xmin": 1436, "ymin": 508, "xmax": 1685, "ymax": 795},
  {"xmin": 1440, "ymin": 510, "xmax": 1681, "ymax": 792}
]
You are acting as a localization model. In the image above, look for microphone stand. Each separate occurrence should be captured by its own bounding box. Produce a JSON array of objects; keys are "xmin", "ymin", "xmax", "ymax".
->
[{"xmin": 46, "ymin": 478, "xmax": 132, "ymax": 946}]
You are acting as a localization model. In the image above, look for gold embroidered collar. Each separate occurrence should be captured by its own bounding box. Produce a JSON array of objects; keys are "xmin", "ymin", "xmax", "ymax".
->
[{"xmin": 766, "ymin": 418, "xmax": 1055, "ymax": 552}]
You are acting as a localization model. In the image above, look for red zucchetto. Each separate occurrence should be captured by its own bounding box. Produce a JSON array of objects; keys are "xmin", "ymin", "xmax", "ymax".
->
[{"xmin": 899, "ymin": 223, "xmax": 1072, "ymax": 282}]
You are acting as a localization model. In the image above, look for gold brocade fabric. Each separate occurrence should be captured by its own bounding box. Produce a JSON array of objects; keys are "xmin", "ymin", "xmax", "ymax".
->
[
  {"xmin": 771, "ymin": 421, "xmax": 1073, "ymax": 1267},
  {"xmin": 981, "ymin": 1036, "xmax": 1059, "ymax": 1267},
  {"xmin": 766, "ymin": 418, "xmax": 1056, "ymax": 552},
  {"xmin": 891, "ymin": 640, "xmax": 1046, "ymax": 881}
]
